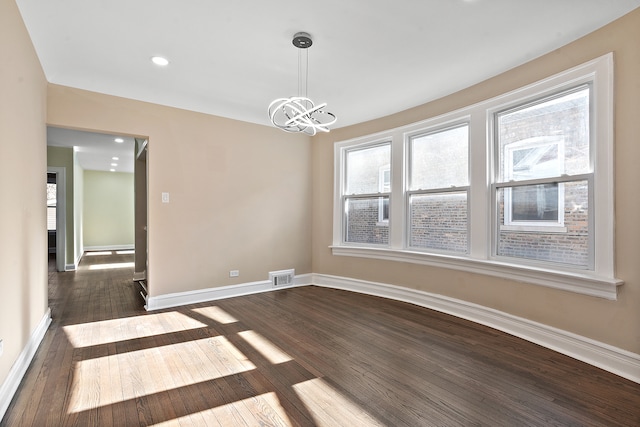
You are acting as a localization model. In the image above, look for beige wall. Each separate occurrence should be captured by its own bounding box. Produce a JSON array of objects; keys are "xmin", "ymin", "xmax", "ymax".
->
[
  {"xmin": 312, "ymin": 8, "xmax": 640, "ymax": 353},
  {"xmin": 47, "ymin": 87, "xmax": 313, "ymax": 298},
  {"xmin": 0, "ymin": 0, "xmax": 48, "ymax": 389},
  {"xmin": 83, "ymin": 170, "xmax": 134, "ymax": 248},
  {"xmin": 46, "ymin": 146, "xmax": 75, "ymax": 265}
]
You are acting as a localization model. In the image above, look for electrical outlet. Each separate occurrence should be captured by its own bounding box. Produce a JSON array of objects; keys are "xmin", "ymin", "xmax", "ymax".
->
[
  {"xmin": 161, "ymin": 192, "xmax": 170, "ymax": 203},
  {"xmin": 229, "ymin": 270, "xmax": 239, "ymax": 278}
]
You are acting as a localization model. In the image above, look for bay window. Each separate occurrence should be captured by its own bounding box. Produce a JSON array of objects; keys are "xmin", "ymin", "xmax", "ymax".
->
[{"xmin": 332, "ymin": 54, "xmax": 620, "ymax": 299}]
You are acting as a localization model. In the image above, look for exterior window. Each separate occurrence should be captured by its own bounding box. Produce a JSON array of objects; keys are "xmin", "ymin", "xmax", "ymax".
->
[
  {"xmin": 47, "ymin": 182, "xmax": 57, "ymax": 231},
  {"xmin": 494, "ymin": 86, "xmax": 591, "ymax": 267},
  {"xmin": 343, "ymin": 143, "xmax": 391, "ymax": 245},
  {"xmin": 378, "ymin": 166, "xmax": 390, "ymax": 224},
  {"xmin": 408, "ymin": 124, "xmax": 469, "ymax": 253},
  {"xmin": 333, "ymin": 54, "xmax": 616, "ymax": 298},
  {"xmin": 503, "ymin": 137, "xmax": 565, "ymax": 227}
]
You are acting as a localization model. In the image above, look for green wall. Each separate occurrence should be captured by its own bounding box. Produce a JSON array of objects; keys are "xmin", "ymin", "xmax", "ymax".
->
[
  {"xmin": 83, "ymin": 170, "xmax": 134, "ymax": 249},
  {"xmin": 46, "ymin": 146, "xmax": 75, "ymax": 266}
]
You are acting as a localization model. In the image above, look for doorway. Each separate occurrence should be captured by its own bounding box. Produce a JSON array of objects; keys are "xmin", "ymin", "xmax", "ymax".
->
[
  {"xmin": 47, "ymin": 167, "xmax": 66, "ymax": 272},
  {"xmin": 46, "ymin": 126, "xmax": 148, "ymax": 307},
  {"xmin": 134, "ymin": 138, "xmax": 149, "ymax": 306}
]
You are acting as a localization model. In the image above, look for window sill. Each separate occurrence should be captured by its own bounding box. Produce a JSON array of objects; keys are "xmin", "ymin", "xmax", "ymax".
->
[
  {"xmin": 330, "ymin": 245, "xmax": 623, "ymax": 300},
  {"xmin": 501, "ymin": 225, "xmax": 567, "ymax": 233}
]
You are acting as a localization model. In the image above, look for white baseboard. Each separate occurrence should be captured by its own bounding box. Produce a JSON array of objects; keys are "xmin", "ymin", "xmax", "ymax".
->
[
  {"xmin": 146, "ymin": 274, "xmax": 311, "ymax": 311},
  {"xmin": 84, "ymin": 245, "xmax": 134, "ymax": 252},
  {"xmin": 64, "ymin": 263, "xmax": 76, "ymax": 271},
  {"xmin": 0, "ymin": 309, "xmax": 52, "ymax": 422},
  {"xmin": 311, "ymin": 273, "xmax": 640, "ymax": 384},
  {"xmin": 145, "ymin": 272, "xmax": 640, "ymax": 384}
]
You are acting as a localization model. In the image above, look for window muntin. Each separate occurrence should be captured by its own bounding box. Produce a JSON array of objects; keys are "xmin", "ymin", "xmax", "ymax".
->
[
  {"xmin": 408, "ymin": 124, "xmax": 469, "ymax": 253},
  {"xmin": 343, "ymin": 143, "xmax": 391, "ymax": 245},
  {"xmin": 378, "ymin": 166, "xmax": 390, "ymax": 224}
]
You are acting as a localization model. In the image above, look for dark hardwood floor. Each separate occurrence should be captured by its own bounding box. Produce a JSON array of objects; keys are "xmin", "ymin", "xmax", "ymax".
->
[{"xmin": 3, "ymin": 252, "xmax": 639, "ymax": 426}]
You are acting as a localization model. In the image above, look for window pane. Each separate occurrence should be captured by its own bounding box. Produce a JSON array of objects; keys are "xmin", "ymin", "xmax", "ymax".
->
[
  {"xmin": 345, "ymin": 197, "xmax": 389, "ymax": 245},
  {"xmin": 409, "ymin": 192, "xmax": 468, "ymax": 253},
  {"xmin": 410, "ymin": 125, "xmax": 468, "ymax": 190},
  {"xmin": 346, "ymin": 144, "xmax": 391, "ymax": 195},
  {"xmin": 47, "ymin": 183, "xmax": 56, "ymax": 205},
  {"xmin": 47, "ymin": 183, "xmax": 56, "ymax": 231},
  {"xmin": 511, "ymin": 183, "xmax": 558, "ymax": 222},
  {"xmin": 47, "ymin": 206, "xmax": 56, "ymax": 231},
  {"xmin": 497, "ymin": 180, "xmax": 589, "ymax": 267},
  {"xmin": 497, "ymin": 87, "xmax": 590, "ymax": 182}
]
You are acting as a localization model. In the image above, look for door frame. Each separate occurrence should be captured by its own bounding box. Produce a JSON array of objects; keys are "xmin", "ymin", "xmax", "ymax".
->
[
  {"xmin": 47, "ymin": 166, "xmax": 66, "ymax": 272},
  {"xmin": 134, "ymin": 138, "xmax": 148, "ymax": 283}
]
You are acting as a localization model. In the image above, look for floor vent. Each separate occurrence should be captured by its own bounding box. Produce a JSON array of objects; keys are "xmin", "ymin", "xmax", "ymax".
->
[{"xmin": 269, "ymin": 269, "xmax": 295, "ymax": 287}]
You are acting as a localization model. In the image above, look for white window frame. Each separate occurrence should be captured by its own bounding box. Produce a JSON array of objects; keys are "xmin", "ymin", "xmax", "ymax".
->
[
  {"xmin": 377, "ymin": 165, "xmax": 390, "ymax": 225},
  {"xmin": 332, "ymin": 53, "xmax": 620, "ymax": 300},
  {"xmin": 340, "ymin": 140, "xmax": 392, "ymax": 246},
  {"xmin": 406, "ymin": 123, "xmax": 470, "ymax": 254}
]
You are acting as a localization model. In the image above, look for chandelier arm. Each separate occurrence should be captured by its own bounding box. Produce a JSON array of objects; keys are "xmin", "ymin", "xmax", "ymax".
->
[
  {"xmin": 268, "ymin": 32, "xmax": 336, "ymax": 134},
  {"xmin": 284, "ymin": 101, "xmax": 327, "ymax": 126}
]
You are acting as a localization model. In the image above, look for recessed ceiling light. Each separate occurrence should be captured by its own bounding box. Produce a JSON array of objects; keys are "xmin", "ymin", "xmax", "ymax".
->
[
  {"xmin": 112, "ymin": 157, "xmax": 119, "ymax": 160},
  {"xmin": 110, "ymin": 169, "xmax": 116, "ymax": 172},
  {"xmin": 114, "ymin": 138, "xmax": 124, "ymax": 143},
  {"xmin": 111, "ymin": 163, "xmax": 118, "ymax": 167},
  {"xmin": 151, "ymin": 56, "xmax": 169, "ymax": 66}
]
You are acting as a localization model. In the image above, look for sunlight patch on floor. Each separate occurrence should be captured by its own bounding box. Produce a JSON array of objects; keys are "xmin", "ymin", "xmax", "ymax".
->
[
  {"xmin": 150, "ymin": 392, "xmax": 292, "ymax": 426},
  {"xmin": 293, "ymin": 378, "xmax": 385, "ymax": 426},
  {"xmin": 68, "ymin": 336, "xmax": 257, "ymax": 413},
  {"xmin": 116, "ymin": 250, "xmax": 135, "ymax": 255},
  {"xmin": 84, "ymin": 251, "xmax": 113, "ymax": 256},
  {"xmin": 192, "ymin": 306, "xmax": 239, "ymax": 324},
  {"xmin": 88, "ymin": 262, "xmax": 135, "ymax": 270},
  {"xmin": 238, "ymin": 330, "xmax": 293, "ymax": 364},
  {"xmin": 63, "ymin": 311, "xmax": 208, "ymax": 347}
]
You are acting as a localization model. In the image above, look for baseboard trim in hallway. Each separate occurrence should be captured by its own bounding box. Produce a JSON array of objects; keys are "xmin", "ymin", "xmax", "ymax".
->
[{"xmin": 0, "ymin": 309, "xmax": 51, "ymax": 421}]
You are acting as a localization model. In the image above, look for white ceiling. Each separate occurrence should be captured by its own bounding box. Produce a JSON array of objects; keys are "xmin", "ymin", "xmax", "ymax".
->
[
  {"xmin": 47, "ymin": 127, "xmax": 136, "ymax": 173},
  {"xmin": 20, "ymin": 0, "xmax": 639, "ymax": 170}
]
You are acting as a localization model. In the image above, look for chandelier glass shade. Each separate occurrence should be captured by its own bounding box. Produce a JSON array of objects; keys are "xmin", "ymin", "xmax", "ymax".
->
[{"xmin": 269, "ymin": 32, "xmax": 336, "ymax": 136}]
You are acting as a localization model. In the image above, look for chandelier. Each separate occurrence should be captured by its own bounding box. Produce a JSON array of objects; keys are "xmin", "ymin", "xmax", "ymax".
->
[{"xmin": 268, "ymin": 32, "xmax": 336, "ymax": 136}]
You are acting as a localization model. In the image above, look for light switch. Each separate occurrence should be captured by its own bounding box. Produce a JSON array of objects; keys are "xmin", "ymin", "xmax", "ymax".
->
[{"xmin": 162, "ymin": 192, "xmax": 170, "ymax": 203}]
